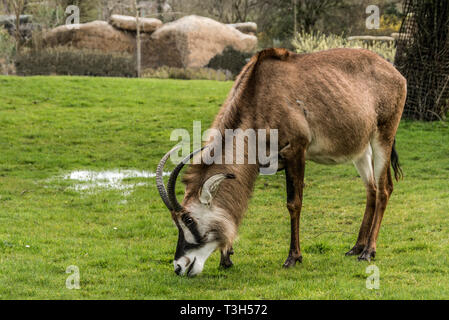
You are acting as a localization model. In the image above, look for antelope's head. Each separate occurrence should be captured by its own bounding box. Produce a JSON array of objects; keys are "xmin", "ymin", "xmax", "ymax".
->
[{"xmin": 156, "ymin": 146, "xmax": 236, "ymax": 277}]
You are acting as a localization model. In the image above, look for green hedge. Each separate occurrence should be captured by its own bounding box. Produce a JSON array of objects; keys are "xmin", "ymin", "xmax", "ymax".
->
[
  {"xmin": 0, "ymin": 27, "xmax": 15, "ymax": 75},
  {"xmin": 15, "ymin": 47, "xmax": 137, "ymax": 77},
  {"xmin": 207, "ymin": 47, "xmax": 254, "ymax": 77},
  {"xmin": 142, "ymin": 66, "xmax": 233, "ymax": 81}
]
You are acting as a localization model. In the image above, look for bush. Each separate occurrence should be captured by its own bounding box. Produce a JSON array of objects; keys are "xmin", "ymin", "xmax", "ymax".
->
[
  {"xmin": 15, "ymin": 47, "xmax": 137, "ymax": 77},
  {"xmin": 377, "ymin": 15, "xmax": 402, "ymax": 36},
  {"xmin": 142, "ymin": 66, "xmax": 233, "ymax": 81},
  {"xmin": 207, "ymin": 47, "xmax": 254, "ymax": 77},
  {"xmin": 292, "ymin": 31, "xmax": 397, "ymax": 63},
  {"xmin": 0, "ymin": 27, "xmax": 15, "ymax": 75}
]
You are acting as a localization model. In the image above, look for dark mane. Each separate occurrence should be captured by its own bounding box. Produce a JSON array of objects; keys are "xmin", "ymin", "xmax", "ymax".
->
[{"xmin": 212, "ymin": 48, "xmax": 291, "ymax": 134}]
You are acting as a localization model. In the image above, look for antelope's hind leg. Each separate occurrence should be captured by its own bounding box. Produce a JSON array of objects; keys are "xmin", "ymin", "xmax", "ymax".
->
[
  {"xmin": 346, "ymin": 146, "xmax": 377, "ymax": 256},
  {"xmin": 358, "ymin": 137, "xmax": 395, "ymax": 262}
]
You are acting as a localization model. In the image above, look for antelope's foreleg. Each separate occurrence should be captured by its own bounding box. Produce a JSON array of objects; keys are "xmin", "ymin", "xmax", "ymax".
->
[
  {"xmin": 220, "ymin": 247, "xmax": 234, "ymax": 269},
  {"xmin": 283, "ymin": 150, "xmax": 306, "ymax": 268}
]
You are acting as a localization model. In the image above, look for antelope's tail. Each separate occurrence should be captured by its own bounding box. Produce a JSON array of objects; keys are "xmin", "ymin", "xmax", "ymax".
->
[{"xmin": 391, "ymin": 138, "xmax": 403, "ymax": 182}]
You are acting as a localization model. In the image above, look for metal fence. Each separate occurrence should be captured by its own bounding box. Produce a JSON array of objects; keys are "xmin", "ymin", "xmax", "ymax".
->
[{"xmin": 394, "ymin": 0, "xmax": 449, "ymax": 121}]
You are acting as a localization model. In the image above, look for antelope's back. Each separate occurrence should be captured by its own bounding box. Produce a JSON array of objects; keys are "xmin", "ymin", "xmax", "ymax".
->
[{"xmin": 252, "ymin": 48, "xmax": 406, "ymax": 161}]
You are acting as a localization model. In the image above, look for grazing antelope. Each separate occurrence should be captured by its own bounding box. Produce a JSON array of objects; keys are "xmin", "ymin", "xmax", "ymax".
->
[{"xmin": 157, "ymin": 48, "xmax": 406, "ymax": 277}]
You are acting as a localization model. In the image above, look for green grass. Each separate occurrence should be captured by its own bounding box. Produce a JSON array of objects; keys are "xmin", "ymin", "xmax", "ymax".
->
[{"xmin": 0, "ymin": 76, "xmax": 448, "ymax": 300}]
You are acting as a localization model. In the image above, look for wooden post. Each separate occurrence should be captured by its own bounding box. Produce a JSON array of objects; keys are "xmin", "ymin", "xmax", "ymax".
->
[
  {"xmin": 134, "ymin": 0, "xmax": 141, "ymax": 78},
  {"xmin": 10, "ymin": 0, "xmax": 25, "ymax": 54},
  {"xmin": 157, "ymin": 0, "xmax": 164, "ymax": 21}
]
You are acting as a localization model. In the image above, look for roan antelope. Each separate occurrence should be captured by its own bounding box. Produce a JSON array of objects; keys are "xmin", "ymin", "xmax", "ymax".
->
[{"xmin": 157, "ymin": 48, "xmax": 406, "ymax": 277}]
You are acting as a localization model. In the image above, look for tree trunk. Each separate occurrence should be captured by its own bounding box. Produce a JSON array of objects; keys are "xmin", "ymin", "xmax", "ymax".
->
[
  {"xmin": 157, "ymin": 0, "xmax": 164, "ymax": 21},
  {"xmin": 11, "ymin": 0, "xmax": 25, "ymax": 54}
]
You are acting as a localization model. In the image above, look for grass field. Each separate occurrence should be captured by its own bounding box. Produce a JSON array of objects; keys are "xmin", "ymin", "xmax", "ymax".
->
[{"xmin": 0, "ymin": 76, "xmax": 448, "ymax": 299}]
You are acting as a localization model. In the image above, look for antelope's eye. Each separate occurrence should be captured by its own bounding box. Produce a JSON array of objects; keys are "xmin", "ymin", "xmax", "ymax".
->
[{"xmin": 183, "ymin": 216, "xmax": 194, "ymax": 226}]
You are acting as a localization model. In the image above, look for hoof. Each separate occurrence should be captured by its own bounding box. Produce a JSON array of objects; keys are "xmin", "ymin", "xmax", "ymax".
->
[
  {"xmin": 345, "ymin": 244, "xmax": 365, "ymax": 256},
  {"xmin": 220, "ymin": 249, "xmax": 234, "ymax": 269},
  {"xmin": 358, "ymin": 248, "xmax": 376, "ymax": 262},
  {"xmin": 219, "ymin": 257, "xmax": 233, "ymax": 269},
  {"xmin": 283, "ymin": 255, "xmax": 303, "ymax": 268}
]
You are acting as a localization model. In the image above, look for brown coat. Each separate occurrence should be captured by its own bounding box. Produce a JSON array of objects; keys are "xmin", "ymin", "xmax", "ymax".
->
[
  {"xmin": 158, "ymin": 48, "xmax": 406, "ymax": 275},
  {"xmin": 184, "ymin": 48, "xmax": 406, "ymax": 241}
]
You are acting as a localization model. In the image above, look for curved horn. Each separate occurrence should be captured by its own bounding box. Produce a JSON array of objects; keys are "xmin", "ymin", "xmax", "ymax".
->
[
  {"xmin": 156, "ymin": 145, "xmax": 181, "ymax": 211},
  {"xmin": 167, "ymin": 146, "xmax": 207, "ymax": 212}
]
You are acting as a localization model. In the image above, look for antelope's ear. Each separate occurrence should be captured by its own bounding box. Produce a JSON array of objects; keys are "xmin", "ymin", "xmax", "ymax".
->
[{"xmin": 199, "ymin": 173, "xmax": 235, "ymax": 206}]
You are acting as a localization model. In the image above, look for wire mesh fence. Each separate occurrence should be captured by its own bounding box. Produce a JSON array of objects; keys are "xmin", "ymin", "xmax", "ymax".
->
[{"xmin": 394, "ymin": 0, "xmax": 449, "ymax": 121}]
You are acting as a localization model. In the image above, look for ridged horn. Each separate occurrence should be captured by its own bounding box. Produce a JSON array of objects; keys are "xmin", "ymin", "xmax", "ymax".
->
[
  {"xmin": 156, "ymin": 145, "xmax": 181, "ymax": 211},
  {"xmin": 167, "ymin": 146, "xmax": 206, "ymax": 212}
]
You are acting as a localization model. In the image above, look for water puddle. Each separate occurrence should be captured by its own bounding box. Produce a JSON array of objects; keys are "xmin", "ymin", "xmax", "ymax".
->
[{"xmin": 63, "ymin": 170, "xmax": 170, "ymax": 195}]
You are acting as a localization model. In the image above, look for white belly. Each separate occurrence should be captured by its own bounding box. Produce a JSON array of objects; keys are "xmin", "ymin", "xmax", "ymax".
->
[{"xmin": 305, "ymin": 137, "xmax": 369, "ymax": 165}]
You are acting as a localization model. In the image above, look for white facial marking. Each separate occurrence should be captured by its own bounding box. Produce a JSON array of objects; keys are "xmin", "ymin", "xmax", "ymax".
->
[
  {"xmin": 173, "ymin": 241, "xmax": 219, "ymax": 277},
  {"xmin": 185, "ymin": 202, "xmax": 221, "ymax": 242},
  {"xmin": 179, "ymin": 222, "xmax": 197, "ymax": 244},
  {"xmin": 173, "ymin": 202, "xmax": 235, "ymax": 276}
]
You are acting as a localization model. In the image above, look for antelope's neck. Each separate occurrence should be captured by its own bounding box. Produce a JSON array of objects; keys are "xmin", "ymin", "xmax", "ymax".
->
[{"xmin": 208, "ymin": 161, "xmax": 259, "ymax": 227}]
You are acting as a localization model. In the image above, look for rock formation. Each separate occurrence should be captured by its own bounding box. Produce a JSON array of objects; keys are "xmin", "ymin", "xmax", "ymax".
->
[
  {"xmin": 109, "ymin": 15, "xmax": 162, "ymax": 33},
  {"xmin": 42, "ymin": 15, "xmax": 258, "ymax": 70},
  {"xmin": 143, "ymin": 15, "xmax": 257, "ymax": 68}
]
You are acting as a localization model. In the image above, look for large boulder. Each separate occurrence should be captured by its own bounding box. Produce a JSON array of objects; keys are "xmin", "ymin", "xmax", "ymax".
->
[
  {"xmin": 142, "ymin": 15, "xmax": 257, "ymax": 69},
  {"xmin": 41, "ymin": 15, "xmax": 258, "ymax": 72},
  {"xmin": 109, "ymin": 15, "xmax": 162, "ymax": 33},
  {"xmin": 43, "ymin": 21, "xmax": 136, "ymax": 53},
  {"xmin": 227, "ymin": 22, "xmax": 257, "ymax": 35}
]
